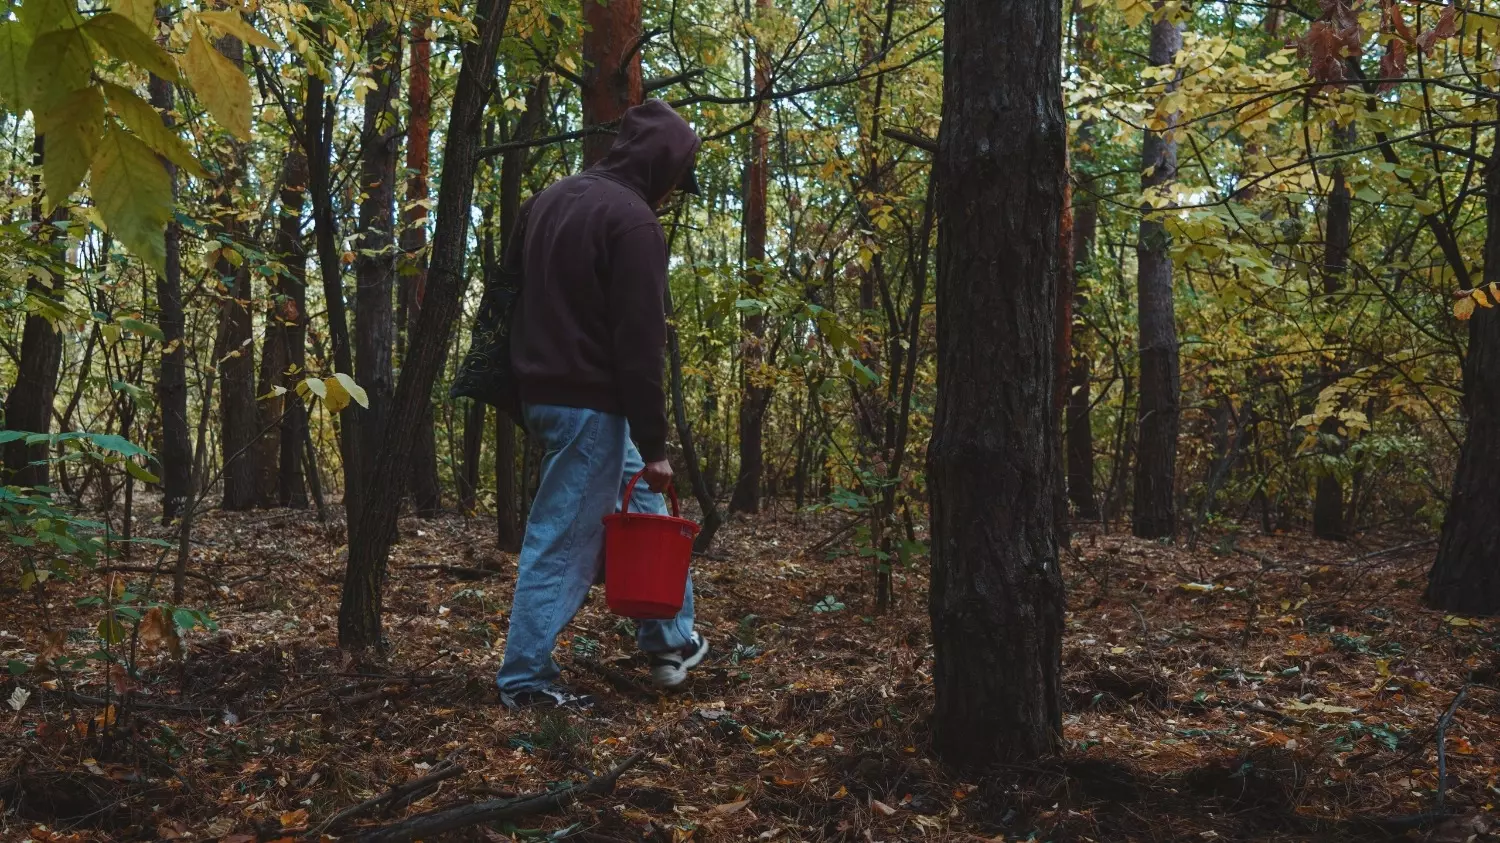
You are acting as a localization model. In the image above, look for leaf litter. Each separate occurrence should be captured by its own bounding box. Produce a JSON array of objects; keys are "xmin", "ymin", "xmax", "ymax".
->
[{"xmin": 0, "ymin": 506, "xmax": 1497, "ymax": 841}]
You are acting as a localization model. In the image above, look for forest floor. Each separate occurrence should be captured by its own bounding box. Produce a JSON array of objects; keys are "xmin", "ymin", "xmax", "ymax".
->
[{"xmin": 2, "ymin": 504, "xmax": 1498, "ymax": 842}]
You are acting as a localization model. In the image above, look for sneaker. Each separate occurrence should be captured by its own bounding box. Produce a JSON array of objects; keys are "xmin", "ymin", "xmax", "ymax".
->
[
  {"xmin": 650, "ymin": 633, "xmax": 709, "ymax": 689},
  {"xmin": 499, "ymin": 684, "xmax": 595, "ymax": 711}
]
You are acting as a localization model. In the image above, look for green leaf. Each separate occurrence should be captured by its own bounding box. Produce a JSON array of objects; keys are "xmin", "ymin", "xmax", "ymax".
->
[
  {"xmin": 182, "ymin": 26, "xmax": 250, "ymax": 140},
  {"xmin": 124, "ymin": 460, "xmax": 159, "ymax": 484},
  {"xmin": 92, "ymin": 123, "xmax": 172, "ymax": 273},
  {"xmin": 302, "ymin": 377, "xmax": 327, "ymax": 400},
  {"xmin": 101, "ymin": 81, "xmax": 207, "ymax": 178},
  {"xmin": 6, "ymin": 659, "xmax": 28, "ymax": 676},
  {"xmin": 85, "ymin": 433, "xmax": 148, "ymax": 458},
  {"xmin": 118, "ymin": 316, "xmax": 165, "ymax": 341},
  {"xmin": 19, "ymin": 0, "xmax": 78, "ymax": 36},
  {"xmin": 196, "ymin": 9, "xmax": 276, "ymax": 50},
  {"xmin": 98, "ymin": 614, "xmax": 127, "ymax": 645},
  {"xmin": 0, "ymin": 22, "xmax": 36, "ymax": 111},
  {"xmin": 0, "ymin": 430, "xmax": 29, "ymax": 444},
  {"xmin": 171, "ymin": 607, "xmax": 199, "ymax": 632},
  {"xmin": 26, "ymin": 27, "xmax": 92, "ymax": 114},
  {"xmin": 36, "ymin": 86, "xmax": 104, "ymax": 213},
  {"xmin": 83, "ymin": 13, "xmax": 178, "ymax": 82}
]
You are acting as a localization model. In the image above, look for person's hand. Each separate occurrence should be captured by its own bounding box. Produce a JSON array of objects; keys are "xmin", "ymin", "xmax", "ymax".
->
[{"xmin": 642, "ymin": 459, "xmax": 674, "ymax": 493}]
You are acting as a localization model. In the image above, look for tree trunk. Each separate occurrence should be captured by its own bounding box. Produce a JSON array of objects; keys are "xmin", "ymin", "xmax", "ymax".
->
[
  {"xmin": 928, "ymin": 0, "xmax": 1066, "ymax": 767},
  {"xmin": 353, "ymin": 20, "xmax": 402, "ymax": 524},
  {"xmin": 1313, "ymin": 126, "xmax": 1352, "ymax": 540},
  {"xmin": 1065, "ymin": 6, "xmax": 1099, "ymax": 521},
  {"xmin": 3, "ymin": 152, "xmax": 62, "ymax": 490},
  {"xmin": 460, "ymin": 399, "xmax": 484, "ymax": 514},
  {"xmin": 150, "ymin": 75, "xmax": 191, "ymax": 522},
  {"xmin": 339, "ymin": 0, "xmax": 512, "ymax": 652},
  {"xmin": 1428, "ymin": 142, "xmax": 1500, "ymax": 616},
  {"xmin": 255, "ymin": 147, "xmax": 295, "ymax": 507},
  {"xmin": 275, "ymin": 148, "xmax": 310, "ymax": 508},
  {"xmin": 213, "ymin": 32, "xmax": 259, "ymax": 512},
  {"xmin": 402, "ymin": 18, "xmax": 441, "ymax": 519},
  {"xmin": 730, "ymin": 3, "xmax": 772, "ymax": 515},
  {"xmin": 306, "ymin": 24, "xmax": 360, "ymax": 519},
  {"xmin": 581, "ymin": 0, "xmax": 643, "ymax": 166},
  {"xmin": 1130, "ymin": 8, "xmax": 1182, "ymax": 540}
]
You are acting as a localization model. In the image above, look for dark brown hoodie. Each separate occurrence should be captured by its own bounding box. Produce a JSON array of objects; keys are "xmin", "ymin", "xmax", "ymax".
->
[{"xmin": 510, "ymin": 99, "xmax": 700, "ymax": 463}]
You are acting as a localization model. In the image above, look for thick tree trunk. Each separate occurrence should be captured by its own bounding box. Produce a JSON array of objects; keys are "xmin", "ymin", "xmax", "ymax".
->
[
  {"xmin": 214, "ymin": 31, "xmax": 259, "ymax": 512},
  {"xmin": 1428, "ymin": 144, "xmax": 1500, "ymax": 616},
  {"xmin": 150, "ymin": 76, "xmax": 191, "ymax": 522},
  {"xmin": 401, "ymin": 19, "xmax": 441, "ymax": 518},
  {"xmin": 275, "ymin": 149, "xmax": 310, "ymax": 508},
  {"xmin": 928, "ymin": 0, "xmax": 1066, "ymax": 767},
  {"xmin": 730, "ymin": 7, "xmax": 772, "ymax": 515},
  {"xmin": 353, "ymin": 20, "xmax": 402, "ymax": 524},
  {"xmin": 581, "ymin": 0, "xmax": 643, "ymax": 166},
  {"xmin": 339, "ymin": 0, "xmax": 512, "ymax": 652},
  {"xmin": 1131, "ymin": 9, "xmax": 1183, "ymax": 540},
  {"xmin": 305, "ymin": 26, "xmax": 359, "ymax": 518}
]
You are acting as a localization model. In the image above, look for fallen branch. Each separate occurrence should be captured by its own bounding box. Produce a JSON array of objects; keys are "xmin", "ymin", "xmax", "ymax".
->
[
  {"xmin": 402, "ymin": 563, "xmax": 504, "ymax": 580},
  {"xmin": 40, "ymin": 688, "xmax": 218, "ymax": 716},
  {"xmin": 315, "ymin": 757, "xmax": 465, "ymax": 836},
  {"xmin": 96, "ymin": 565, "xmax": 220, "ymax": 587},
  {"xmin": 354, "ymin": 751, "xmax": 646, "ymax": 843}
]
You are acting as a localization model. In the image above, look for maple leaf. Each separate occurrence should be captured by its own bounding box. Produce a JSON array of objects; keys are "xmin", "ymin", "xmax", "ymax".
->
[
  {"xmin": 1379, "ymin": 38, "xmax": 1408, "ymax": 91},
  {"xmin": 1416, "ymin": 4, "xmax": 1457, "ymax": 55},
  {"xmin": 1383, "ymin": 0, "xmax": 1415, "ymax": 42}
]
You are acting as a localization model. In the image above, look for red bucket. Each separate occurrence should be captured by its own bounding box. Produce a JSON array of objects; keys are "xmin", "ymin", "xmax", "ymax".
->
[{"xmin": 603, "ymin": 471, "xmax": 700, "ymax": 619}]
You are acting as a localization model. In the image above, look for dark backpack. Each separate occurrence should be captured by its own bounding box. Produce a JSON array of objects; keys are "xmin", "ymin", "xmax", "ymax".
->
[{"xmin": 449, "ymin": 203, "xmax": 530, "ymax": 419}]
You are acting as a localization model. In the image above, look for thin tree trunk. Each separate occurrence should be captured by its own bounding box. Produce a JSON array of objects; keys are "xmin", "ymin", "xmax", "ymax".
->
[
  {"xmin": 403, "ymin": 17, "xmax": 441, "ymax": 519},
  {"xmin": 1313, "ymin": 125, "xmax": 1352, "ymax": 540},
  {"xmin": 730, "ymin": 0, "xmax": 773, "ymax": 515},
  {"xmin": 581, "ymin": 0, "xmax": 643, "ymax": 166},
  {"xmin": 4, "ymin": 139, "xmax": 62, "ymax": 489},
  {"xmin": 276, "ymin": 148, "xmax": 310, "ymax": 508},
  {"xmin": 1428, "ymin": 133, "xmax": 1500, "ymax": 615},
  {"xmin": 928, "ymin": 0, "xmax": 1066, "ymax": 767},
  {"xmin": 340, "ymin": 0, "xmax": 512, "ymax": 652},
  {"xmin": 146, "ymin": 75, "xmax": 192, "ymax": 522},
  {"xmin": 305, "ymin": 25, "xmax": 360, "ymax": 521},
  {"xmin": 213, "ymin": 32, "xmax": 259, "ymax": 512},
  {"xmin": 1066, "ymin": 7, "xmax": 1100, "ymax": 521},
  {"xmin": 353, "ymin": 19, "xmax": 402, "ymax": 525},
  {"xmin": 1131, "ymin": 7, "xmax": 1183, "ymax": 539}
]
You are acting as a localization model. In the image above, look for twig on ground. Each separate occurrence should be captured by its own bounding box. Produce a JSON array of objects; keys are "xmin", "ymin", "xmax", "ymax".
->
[
  {"xmin": 1436, "ymin": 682, "xmax": 1470, "ymax": 815},
  {"xmin": 572, "ymin": 658, "xmax": 654, "ymax": 697},
  {"xmin": 353, "ymin": 751, "xmax": 646, "ymax": 843},
  {"xmin": 402, "ymin": 563, "xmax": 504, "ymax": 579},
  {"xmin": 314, "ymin": 755, "xmax": 465, "ymax": 836}
]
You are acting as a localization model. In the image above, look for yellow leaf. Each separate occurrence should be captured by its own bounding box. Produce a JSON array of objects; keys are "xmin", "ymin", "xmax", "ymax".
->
[
  {"xmin": 26, "ymin": 27, "xmax": 92, "ymax": 114},
  {"xmin": 196, "ymin": 10, "xmax": 276, "ymax": 50},
  {"xmin": 1474, "ymin": 289, "xmax": 1494, "ymax": 309},
  {"xmin": 182, "ymin": 26, "xmax": 251, "ymax": 140},
  {"xmin": 92, "ymin": 123, "xmax": 172, "ymax": 273},
  {"xmin": 333, "ymin": 372, "xmax": 369, "ymax": 408},
  {"xmin": 1117, "ymin": 0, "xmax": 1150, "ymax": 27},
  {"xmin": 83, "ymin": 13, "xmax": 178, "ymax": 82},
  {"xmin": 0, "ymin": 21, "xmax": 35, "ymax": 110},
  {"xmin": 1454, "ymin": 295, "xmax": 1476, "ymax": 320},
  {"xmin": 36, "ymin": 86, "xmax": 103, "ymax": 212},
  {"xmin": 323, "ymin": 375, "xmax": 351, "ymax": 413},
  {"xmin": 101, "ymin": 81, "xmax": 207, "ymax": 178},
  {"xmin": 117, "ymin": 0, "xmax": 158, "ymax": 36},
  {"xmin": 279, "ymin": 808, "xmax": 308, "ymax": 828}
]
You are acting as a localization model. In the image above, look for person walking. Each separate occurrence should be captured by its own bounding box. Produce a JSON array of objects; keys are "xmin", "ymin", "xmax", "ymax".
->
[{"xmin": 496, "ymin": 99, "xmax": 708, "ymax": 710}]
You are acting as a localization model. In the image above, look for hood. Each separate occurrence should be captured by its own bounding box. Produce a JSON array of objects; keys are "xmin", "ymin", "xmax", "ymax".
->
[{"xmin": 593, "ymin": 99, "xmax": 702, "ymax": 203}]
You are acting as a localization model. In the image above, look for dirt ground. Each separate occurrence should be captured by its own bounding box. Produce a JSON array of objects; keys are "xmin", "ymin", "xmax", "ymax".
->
[{"xmin": 1, "ymin": 504, "xmax": 1497, "ymax": 842}]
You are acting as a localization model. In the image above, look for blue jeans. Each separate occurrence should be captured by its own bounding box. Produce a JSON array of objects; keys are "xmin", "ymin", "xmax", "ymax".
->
[{"xmin": 496, "ymin": 404, "xmax": 696, "ymax": 692}]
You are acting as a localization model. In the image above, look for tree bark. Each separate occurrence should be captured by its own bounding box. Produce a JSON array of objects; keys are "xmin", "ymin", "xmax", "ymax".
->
[
  {"xmin": 353, "ymin": 20, "xmax": 402, "ymax": 524},
  {"xmin": 306, "ymin": 22, "xmax": 359, "ymax": 519},
  {"xmin": 213, "ymin": 32, "xmax": 260, "ymax": 512},
  {"xmin": 1130, "ymin": 8, "xmax": 1183, "ymax": 540},
  {"xmin": 1313, "ymin": 125, "xmax": 1352, "ymax": 540},
  {"xmin": 581, "ymin": 0, "xmax": 644, "ymax": 166},
  {"xmin": 1428, "ymin": 141, "xmax": 1500, "ymax": 616},
  {"xmin": 730, "ymin": 1, "xmax": 772, "ymax": 515},
  {"xmin": 339, "ymin": 0, "xmax": 512, "ymax": 652},
  {"xmin": 150, "ymin": 75, "xmax": 191, "ymax": 522},
  {"xmin": 4, "ymin": 138, "xmax": 63, "ymax": 490},
  {"xmin": 1065, "ymin": 6, "xmax": 1099, "ymax": 521},
  {"xmin": 274, "ymin": 148, "xmax": 310, "ymax": 508},
  {"xmin": 928, "ymin": 0, "xmax": 1066, "ymax": 767},
  {"xmin": 403, "ymin": 17, "xmax": 441, "ymax": 519}
]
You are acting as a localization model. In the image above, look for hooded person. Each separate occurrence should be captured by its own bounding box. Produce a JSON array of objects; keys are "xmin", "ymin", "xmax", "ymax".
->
[{"xmin": 496, "ymin": 99, "xmax": 707, "ymax": 710}]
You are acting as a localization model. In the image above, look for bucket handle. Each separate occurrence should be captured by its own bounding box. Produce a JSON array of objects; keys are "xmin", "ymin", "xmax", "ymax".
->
[{"xmin": 621, "ymin": 469, "xmax": 681, "ymax": 518}]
